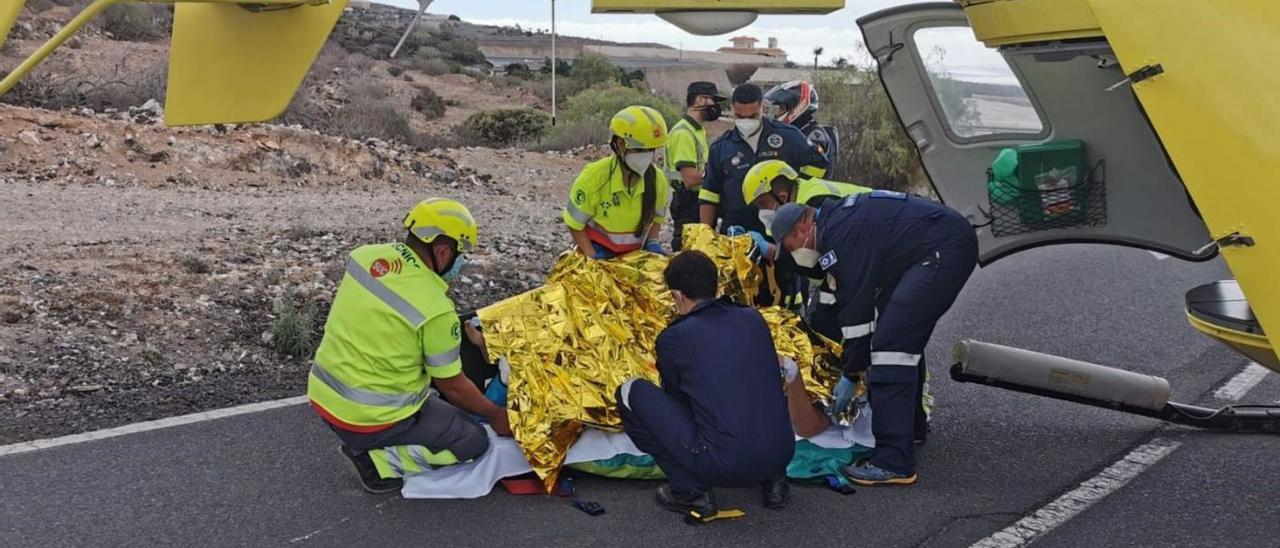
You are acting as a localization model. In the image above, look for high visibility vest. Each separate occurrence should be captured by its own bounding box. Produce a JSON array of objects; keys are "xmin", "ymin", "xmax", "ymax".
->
[
  {"xmin": 797, "ymin": 178, "xmax": 871, "ymax": 206},
  {"xmin": 663, "ymin": 116, "xmax": 708, "ymax": 187},
  {"xmin": 562, "ymin": 156, "xmax": 671, "ymax": 253},
  {"xmin": 308, "ymin": 243, "xmax": 458, "ymax": 428}
]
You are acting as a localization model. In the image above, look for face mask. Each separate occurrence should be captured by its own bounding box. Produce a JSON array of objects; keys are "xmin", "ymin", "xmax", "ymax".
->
[
  {"xmin": 791, "ymin": 230, "xmax": 820, "ymax": 268},
  {"xmin": 700, "ymin": 103, "xmax": 722, "ymax": 122},
  {"xmin": 442, "ymin": 254, "xmax": 465, "ymax": 282},
  {"xmin": 758, "ymin": 208, "xmax": 776, "ymax": 228},
  {"xmin": 623, "ymin": 150, "xmax": 655, "ymax": 176},
  {"xmin": 735, "ymin": 117, "xmax": 762, "ymax": 137}
]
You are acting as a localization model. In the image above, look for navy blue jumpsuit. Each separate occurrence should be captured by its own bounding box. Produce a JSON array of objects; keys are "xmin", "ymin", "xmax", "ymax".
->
[
  {"xmin": 701, "ymin": 118, "xmax": 829, "ymax": 308},
  {"xmin": 816, "ymin": 191, "xmax": 978, "ymax": 475},
  {"xmin": 618, "ymin": 298, "xmax": 795, "ymax": 492}
]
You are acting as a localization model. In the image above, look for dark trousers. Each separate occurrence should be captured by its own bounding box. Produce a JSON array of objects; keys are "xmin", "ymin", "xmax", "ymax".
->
[
  {"xmin": 866, "ymin": 220, "xmax": 978, "ymax": 475},
  {"xmin": 618, "ymin": 380, "xmax": 791, "ymax": 492},
  {"xmin": 330, "ymin": 396, "xmax": 490, "ymax": 462},
  {"xmin": 669, "ymin": 188, "xmax": 700, "ymax": 251}
]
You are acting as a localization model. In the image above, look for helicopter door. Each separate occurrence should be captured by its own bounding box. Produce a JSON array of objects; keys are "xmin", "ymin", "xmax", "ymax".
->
[{"xmin": 857, "ymin": 3, "xmax": 1214, "ymax": 265}]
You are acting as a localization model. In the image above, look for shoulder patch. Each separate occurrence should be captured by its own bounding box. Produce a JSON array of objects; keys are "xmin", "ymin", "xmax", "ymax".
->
[
  {"xmin": 450, "ymin": 320, "xmax": 461, "ymax": 341},
  {"xmin": 767, "ymin": 133, "xmax": 784, "ymax": 149},
  {"xmin": 819, "ymin": 250, "xmax": 838, "ymax": 271}
]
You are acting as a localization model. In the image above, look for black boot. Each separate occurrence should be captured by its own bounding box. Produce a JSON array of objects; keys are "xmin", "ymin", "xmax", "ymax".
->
[
  {"xmin": 339, "ymin": 446, "xmax": 403, "ymax": 494},
  {"xmin": 655, "ymin": 484, "xmax": 717, "ymax": 516},
  {"xmin": 761, "ymin": 476, "xmax": 790, "ymax": 509}
]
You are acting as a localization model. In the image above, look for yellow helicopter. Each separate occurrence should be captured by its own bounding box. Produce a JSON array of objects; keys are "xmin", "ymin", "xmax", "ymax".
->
[
  {"xmin": 594, "ymin": 0, "xmax": 1280, "ymax": 432},
  {"xmin": 3, "ymin": 0, "xmax": 1277, "ymax": 429}
]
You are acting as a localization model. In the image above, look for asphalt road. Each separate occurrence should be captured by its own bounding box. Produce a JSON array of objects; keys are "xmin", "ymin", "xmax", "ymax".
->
[{"xmin": 3, "ymin": 244, "xmax": 1278, "ymax": 547}]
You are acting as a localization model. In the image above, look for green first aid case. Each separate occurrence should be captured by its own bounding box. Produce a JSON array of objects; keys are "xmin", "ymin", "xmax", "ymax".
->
[{"xmin": 1015, "ymin": 139, "xmax": 1087, "ymax": 225}]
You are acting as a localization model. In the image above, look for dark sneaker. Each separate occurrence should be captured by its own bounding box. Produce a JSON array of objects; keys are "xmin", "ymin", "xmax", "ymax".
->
[
  {"xmin": 655, "ymin": 484, "xmax": 717, "ymax": 516},
  {"xmin": 841, "ymin": 462, "xmax": 917, "ymax": 486},
  {"xmin": 339, "ymin": 446, "xmax": 403, "ymax": 494},
  {"xmin": 761, "ymin": 476, "xmax": 790, "ymax": 509}
]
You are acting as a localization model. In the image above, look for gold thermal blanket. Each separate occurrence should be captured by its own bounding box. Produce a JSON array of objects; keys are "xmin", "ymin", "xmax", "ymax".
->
[{"xmin": 476, "ymin": 225, "xmax": 843, "ymax": 490}]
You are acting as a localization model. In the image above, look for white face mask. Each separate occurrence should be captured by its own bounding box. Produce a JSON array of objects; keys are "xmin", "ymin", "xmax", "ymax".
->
[
  {"xmin": 735, "ymin": 117, "xmax": 762, "ymax": 137},
  {"xmin": 758, "ymin": 208, "xmax": 777, "ymax": 228},
  {"xmin": 623, "ymin": 150, "xmax": 655, "ymax": 176},
  {"xmin": 791, "ymin": 229, "xmax": 820, "ymax": 268}
]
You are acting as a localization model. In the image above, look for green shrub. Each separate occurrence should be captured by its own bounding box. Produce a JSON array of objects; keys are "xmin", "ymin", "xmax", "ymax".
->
[
  {"xmin": 813, "ymin": 70, "xmax": 921, "ymax": 192},
  {"xmin": 411, "ymin": 86, "xmax": 446, "ymax": 120},
  {"xmin": 179, "ymin": 254, "xmax": 211, "ymax": 275},
  {"xmin": 460, "ymin": 108, "xmax": 551, "ymax": 147},
  {"xmin": 569, "ymin": 52, "xmax": 618, "ymax": 89},
  {"xmin": 270, "ymin": 294, "xmax": 317, "ymax": 359},
  {"xmin": 504, "ymin": 63, "xmax": 535, "ymax": 80},
  {"xmin": 99, "ymin": 4, "xmax": 167, "ymax": 42},
  {"xmin": 527, "ymin": 119, "xmax": 610, "ymax": 152},
  {"xmin": 560, "ymin": 83, "xmax": 681, "ymax": 126},
  {"xmin": 411, "ymin": 52, "xmax": 453, "ymax": 76}
]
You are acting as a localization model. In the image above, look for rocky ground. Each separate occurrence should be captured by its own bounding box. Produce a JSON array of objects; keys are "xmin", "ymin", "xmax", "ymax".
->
[{"xmin": 0, "ymin": 103, "xmax": 605, "ymax": 443}]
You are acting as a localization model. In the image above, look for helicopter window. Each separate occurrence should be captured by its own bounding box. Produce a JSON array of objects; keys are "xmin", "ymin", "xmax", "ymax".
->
[{"xmin": 912, "ymin": 26, "xmax": 1045, "ymax": 140}]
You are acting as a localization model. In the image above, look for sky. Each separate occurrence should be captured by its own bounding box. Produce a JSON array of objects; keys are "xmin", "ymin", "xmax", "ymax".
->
[{"xmin": 375, "ymin": 0, "xmax": 1020, "ymax": 84}]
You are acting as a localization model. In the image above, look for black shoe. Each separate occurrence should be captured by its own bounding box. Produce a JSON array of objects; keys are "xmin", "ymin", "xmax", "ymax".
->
[
  {"xmin": 761, "ymin": 476, "xmax": 790, "ymax": 509},
  {"xmin": 655, "ymin": 484, "xmax": 717, "ymax": 516},
  {"xmin": 339, "ymin": 446, "xmax": 403, "ymax": 494}
]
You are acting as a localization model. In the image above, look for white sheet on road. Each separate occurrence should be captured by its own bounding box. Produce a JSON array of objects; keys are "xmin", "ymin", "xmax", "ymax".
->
[{"xmin": 401, "ymin": 409, "xmax": 874, "ymax": 500}]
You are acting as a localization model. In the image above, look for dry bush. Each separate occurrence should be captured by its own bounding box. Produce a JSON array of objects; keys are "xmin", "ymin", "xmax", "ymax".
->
[
  {"xmin": 410, "ymin": 86, "xmax": 446, "ymax": 121},
  {"xmin": 525, "ymin": 119, "xmax": 608, "ymax": 152},
  {"xmin": 727, "ymin": 64, "xmax": 760, "ymax": 85},
  {"xmin": 0, "ymin": 59, "xmax": 167, "ymax": 111},
  {"xmin": 99, "ymin": 4, "xmax": 170, "ymax": 42}
]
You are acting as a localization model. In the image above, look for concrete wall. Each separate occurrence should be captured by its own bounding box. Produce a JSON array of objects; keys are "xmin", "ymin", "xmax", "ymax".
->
[
  {"xmin": 642, "ymin": 66, "xmax": 732, "ymax": 103},
  {"xmin": 586, "ymin": 45, "xmax": 787, "ymax": 67}
]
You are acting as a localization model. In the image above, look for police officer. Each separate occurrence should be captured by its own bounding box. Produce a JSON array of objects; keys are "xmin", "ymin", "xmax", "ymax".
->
[
  {"xmin": 765, "ymin": 80, "xmax": 839, "ymax": 180},
  {"xmin": 618, "ymin": 251, "xmax": 794, "ymax": 516},
  {"xmin": 309, "ymin": 198, "xmax": 511, "ymax": 494},
  {"xmin": 664, "ymin": 82, "xmax": 725, "ymax": 251},
  {"xmin": 699, "ymin": 83, "xmax": 828, "ymax": 307},
  {"xmin": 769, "ymin": 194, "xmax": 978, "ymax": 486},
  {"xmin": 565, "ymin": 106, "xmax": 671, "ymax": 258}
]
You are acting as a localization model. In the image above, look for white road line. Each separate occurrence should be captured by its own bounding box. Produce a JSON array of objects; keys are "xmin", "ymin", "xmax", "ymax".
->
[
  {"xmin": 1213, "ymin": 362, "xmax": 1271, "ymax": 402},
  {"xmin": 973, "ymin": 359, "xmax": 1272, "ymax": 547},
  {"xmin": 970, "ymin": 438, "xmax": 1182, "ymax": 548},
  {"xmin": 0, "ymin": 395, "xmax": 309, "ymax": 458},
  {"xmin": 1147, "ymin": 251, "xmax": 1170, "ymax": 260}
]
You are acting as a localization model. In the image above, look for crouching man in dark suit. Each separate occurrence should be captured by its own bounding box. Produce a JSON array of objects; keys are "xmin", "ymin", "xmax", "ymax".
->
[{"xmin": 617, "ymin": 251, "xmax": 795, "ymax": 516}]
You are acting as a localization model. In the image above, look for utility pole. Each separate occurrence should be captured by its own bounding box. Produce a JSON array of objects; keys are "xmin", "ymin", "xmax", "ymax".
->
[
  {"xmin": 390, "ymin": 0, "xmax": 435, "ymax": 59},
  {"xmin": 551, "ymin": 0, "xmax": 557, "ymax": 126}
]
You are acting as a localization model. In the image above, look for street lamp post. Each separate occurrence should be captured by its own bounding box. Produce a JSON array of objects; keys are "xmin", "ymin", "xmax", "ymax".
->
[{"xmin": 551, "ymin": 0, "xmax": 557, "ymax": 126}]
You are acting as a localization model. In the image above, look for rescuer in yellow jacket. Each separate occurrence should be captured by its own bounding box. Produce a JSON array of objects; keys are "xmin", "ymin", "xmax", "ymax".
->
[
  {"xmin": 743, "ymin": 160, "xmax": 871, "ymax": 244},
  {"xmin": 664, "ymin": 81, "xmax": 724, "ymax": 251},
  {"xmin": 308, "ymin": 198, "xmax": 510, "ymax": 494},
  {"xmin": 564, "ymin": 105, "xmax": 671, "ymax": 258}
]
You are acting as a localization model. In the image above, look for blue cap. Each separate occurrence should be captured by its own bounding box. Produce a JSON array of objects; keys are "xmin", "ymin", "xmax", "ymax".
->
[{"xmin": 770, "ymin": 203, "xmax": 809, "ymax": 240}]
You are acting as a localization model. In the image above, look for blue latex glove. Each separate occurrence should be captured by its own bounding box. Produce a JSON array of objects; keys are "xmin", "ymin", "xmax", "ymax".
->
[
  {"xmin": 644, "ymin": 239, "xmax": 667, "ymax": 255},
  {"xmin": 726, "ymin": 225, "xmax": 747, "ymax": 237},
  {"xmin": 484, "ymin": 358, "xmax": 510, "ymax": 407},
  {"xmin": 830, "ymin": 376, "xmax": 857, "ymax": 419},
  {"xmin": 747, "ymin": 231, "xmax": 773, "ymax": 259}
]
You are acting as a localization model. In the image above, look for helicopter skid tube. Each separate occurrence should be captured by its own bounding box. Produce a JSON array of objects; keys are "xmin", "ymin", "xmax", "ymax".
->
[{"xmin": 950, "ymin": 339, "xmax": 1280, "ymax": 433}]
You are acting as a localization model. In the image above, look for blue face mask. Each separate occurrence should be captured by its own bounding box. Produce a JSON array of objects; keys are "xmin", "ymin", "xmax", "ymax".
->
[{"xmin": 442, "ymin": 254, "xmax": 465, "ymax": 282}]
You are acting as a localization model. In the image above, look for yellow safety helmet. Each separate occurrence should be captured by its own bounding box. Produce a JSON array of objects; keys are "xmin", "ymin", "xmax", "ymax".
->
[
  {"xmin": 743, "ymin": 160, "xmax": 799, "ymax": 205},
  {"xmin": 402, "ymin": 198, "xmax": 478, "ymax": 252},
  {"xmin": 610, "ymin": 105, "xmax": 669, "ymax": 150}
]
